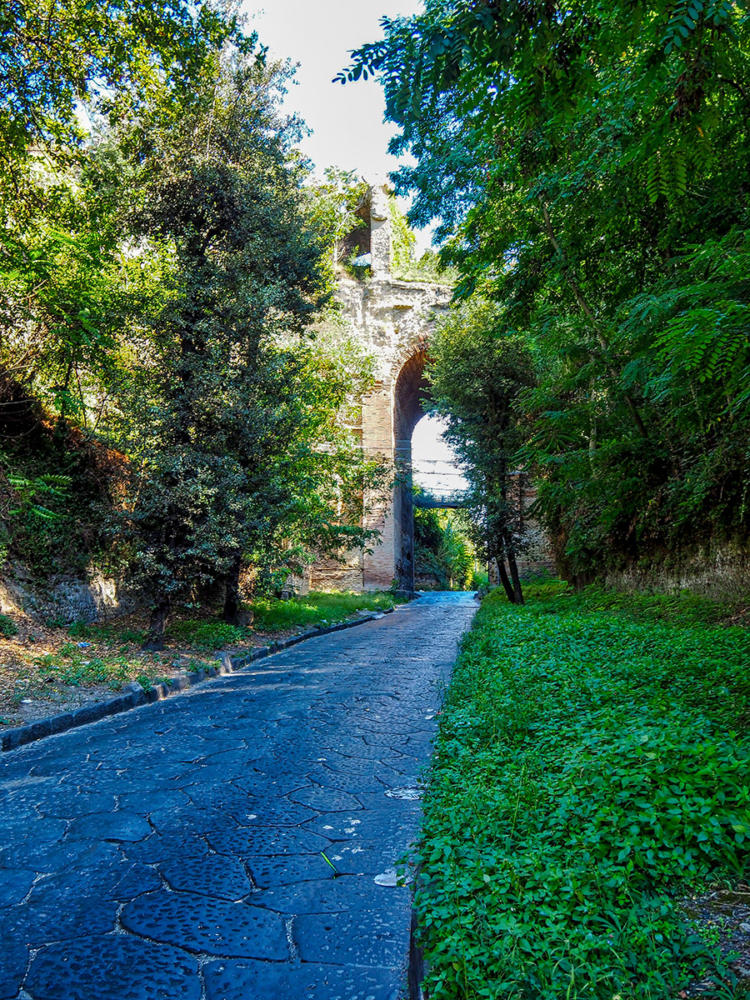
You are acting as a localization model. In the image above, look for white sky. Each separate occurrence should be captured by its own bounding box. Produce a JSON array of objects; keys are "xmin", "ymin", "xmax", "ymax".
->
[
  {"xmin": 243, "ymin": 1, "xmax": 433, "ymax": 253},
  {"xmin": 413, "ymin": 415, "xmax": 469, "ymax": 497}
]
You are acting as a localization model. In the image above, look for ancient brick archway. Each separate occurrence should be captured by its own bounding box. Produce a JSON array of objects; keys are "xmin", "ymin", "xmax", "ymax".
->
[
  {"xmin": 308, "ymin": 183, "xmax": 451, "ymax": 593},
  {"xmin": 390, "ymin": 348, "xmax": 430, "ymax": 591}
]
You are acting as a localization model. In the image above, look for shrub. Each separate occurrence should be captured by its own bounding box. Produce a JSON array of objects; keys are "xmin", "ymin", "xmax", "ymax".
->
[
  {"xmin": 67, "ymin": 621, "xmax": 93, "ymax": 639},
  {"xmin": 0, "ymin": 613, "xmax": 18, "ymax": 638}
]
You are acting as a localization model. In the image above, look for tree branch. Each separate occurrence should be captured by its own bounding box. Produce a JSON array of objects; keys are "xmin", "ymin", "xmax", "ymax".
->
[{"xmin": 539, "ymin": 198, "xmax": 648, "ymax": 438}]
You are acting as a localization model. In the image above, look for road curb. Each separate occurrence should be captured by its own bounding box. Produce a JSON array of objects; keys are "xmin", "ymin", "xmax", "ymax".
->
[{"xmin": 0, "ymin": 606, "xmax": 399, "ymax": 753}]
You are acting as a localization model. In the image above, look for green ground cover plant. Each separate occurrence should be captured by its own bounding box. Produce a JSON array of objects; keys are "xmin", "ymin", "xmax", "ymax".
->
[
  {"xmin": 166, "ymin": 620, "xmax": 248, "ymax": 651},
  {"xmin": 67, "ymin": 622, "xmax": 145, "ymax": 645},
  {"xmin": 0, "ymin": 614, "xmax": 18, "ymax": 638},
  {"xmin": 31, "ymin": 645, "xmax": 169, "ymax": 692},
  {"xmin": 416, "ymin": 583, "xmax": 750, "ymax": 999},
  {"xmin": 249, "ymin": 590, "xmax": 403, "ymax": 632}
]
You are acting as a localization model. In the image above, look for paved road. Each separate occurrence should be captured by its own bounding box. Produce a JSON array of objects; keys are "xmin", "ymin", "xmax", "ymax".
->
[{"xmin": 0, "ymin": 593, "xmax": 476, "ymax": 1000}]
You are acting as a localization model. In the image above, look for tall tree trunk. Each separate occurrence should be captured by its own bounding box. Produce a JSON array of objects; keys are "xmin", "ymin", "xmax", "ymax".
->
[
  {"xmin": 143, "ymin": 596, "xmax": 170, "ymax": 651},
  {"xmin": 495, "ymin": 556, "xmax": 516, "ymax": 604},
  {"xmin": 223, "ymin": 556, "xmax": 242, "ymax": 625},
  {"xmin": 502, "ymin": 526, "xmax": 525, "ymax": 605},
  {"xmin": 507, "ymin": 547, "xmax": 525, "ymax": 605}
]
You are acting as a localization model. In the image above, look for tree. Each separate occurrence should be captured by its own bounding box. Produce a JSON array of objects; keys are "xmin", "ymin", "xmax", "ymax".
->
[
  {"xmin": 0, "ymin": 0, "xmax": 241, "ymax": 165},
  {"xmin": 0, "ymin": 0, "xmax": 244, "ymax": 433},
  {"xmin": 340, "ymin": 0, "xmax": 750, "ymax": 579},
  {"xmin": 1, "ymin": 4, "xmax": 387, "ymax": 622},
  {"xmin": 414, "ymin": 503, "xmax": 475, "ymax": 590},
  {"xmin": 109, "ymin": 50, "xmax": 332, "ymax": 647},
  {"xmin": 108, "ymin": 52, "xmax": 384, "ymax": 647},
  {"xmin": 217, "ymin": 315, "xmax": 384, "ymax": 625},
  {"xmin": 428, "ymin": 298, "xmax": 535, "ymax": 604}
]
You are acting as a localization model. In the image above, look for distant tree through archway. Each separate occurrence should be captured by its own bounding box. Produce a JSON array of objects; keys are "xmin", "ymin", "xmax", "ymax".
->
[{"xmin": 392, "ymin": 348, "xmax": 430, "ymax": 591}]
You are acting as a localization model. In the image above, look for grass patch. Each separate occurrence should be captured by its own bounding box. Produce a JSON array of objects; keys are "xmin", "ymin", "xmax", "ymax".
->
[
  {"xmin": 416, "ymin": 582, "xmax": 750, "ymax": 999},
  {"xmin": 63, "ymin": 590, "xmax": 404, "ymax": 648},
  {"xmin": 249, "ymin": 590, "xmax": 402, "ymax": 632},
  {"xmin": 166, "ymin": 620, "xmax": 248, "ymax": 650},
  {"xmin": 0, "ymin": 613, "xmax": 18, "ymax": 638},
  {"xmin": 67, "ymin": 621, "xmax": 146, "ymax": 645},
  {"xmin": 31, "ymin": 644, "xmax": 176, "ymax": 692}
]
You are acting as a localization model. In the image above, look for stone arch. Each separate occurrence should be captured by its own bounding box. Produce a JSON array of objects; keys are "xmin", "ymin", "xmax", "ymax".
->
[
  {"xmin": 311, "ymin": 181, "xmax": 453, "ymax": 593},
  {"xmin": 392, "ymin": 347, "xmax": 430, "ymax": 592},
  {"xmin": 308, "ymin": 181, "xmax": 554, "ymax": 594}
]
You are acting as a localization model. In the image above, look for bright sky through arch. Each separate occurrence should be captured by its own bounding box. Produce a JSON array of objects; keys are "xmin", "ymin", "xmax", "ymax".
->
[{"xmin": 413, "ymin": 415, "xmax": 469, "ymax": 498}]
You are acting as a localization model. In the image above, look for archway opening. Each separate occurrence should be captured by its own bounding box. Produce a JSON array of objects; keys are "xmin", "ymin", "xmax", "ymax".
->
[
  {"xmin": 412, "ymin": 415, "xmax": 474, "ymax": 591},
  {"xmin": 392, "ymin": 350, "xmax": 429, "ymax": 591},
  {"xmin": 392, "ymin": 353, "xmax": 471, "ymax": 592},
  {"xmin": 412, "ymin": 414, "xmax": 468, "ymax": 504}
]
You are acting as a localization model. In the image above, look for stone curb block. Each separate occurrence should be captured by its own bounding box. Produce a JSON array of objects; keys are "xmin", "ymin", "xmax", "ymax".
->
[{"xmin": 0, "ymin": 603, "xmax": 405, "ymax": 753}]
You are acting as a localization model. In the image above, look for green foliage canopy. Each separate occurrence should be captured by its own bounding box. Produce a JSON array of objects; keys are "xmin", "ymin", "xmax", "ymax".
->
[
  {"xmin": 0, "ymin": 0, "xmax": 242, "ymax": 162},
  {"xmin": 342, "ymin": 0, "xmax": 750, "ymax": 576},
  {"xmin": 0, "ymin": 0, "xmax": 247, "ymax": 423},
  {"xmin": 104, "ymin": 51, "xmax": 378, "ymax": 642},
  {"xmin": 414, "ymin": 504, "xmax": 475, "ymax": 590}
]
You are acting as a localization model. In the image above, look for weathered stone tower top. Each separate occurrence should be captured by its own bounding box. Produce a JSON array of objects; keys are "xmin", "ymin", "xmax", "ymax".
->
[
  {"xmin": 368, "ymin": 181, "xmax": 392, "ymax": 276},
  {"xmin": 335, "ymin": 181, "xmax": 452, "ymax": 383},
  {"xmin": 336, "ymin": 179, "xmax": 393, "ymax": 278}
]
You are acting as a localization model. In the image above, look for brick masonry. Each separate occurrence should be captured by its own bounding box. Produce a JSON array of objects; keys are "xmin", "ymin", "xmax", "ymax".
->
[{"xmin": 314, "ymin": 184, "xmax": 452, "ymax": 593}]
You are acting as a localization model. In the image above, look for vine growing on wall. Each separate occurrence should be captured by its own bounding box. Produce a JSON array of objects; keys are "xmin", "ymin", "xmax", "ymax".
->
[{"xmin": 387, "ymin": 196, "xmax": 457, "ymax": 284}]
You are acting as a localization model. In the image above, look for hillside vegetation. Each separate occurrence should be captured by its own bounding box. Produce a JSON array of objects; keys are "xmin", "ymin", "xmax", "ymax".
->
[
  {"xmin": 0, "ymin": 4, "xmax": 388, "ymax": 646},
  {"xmin": 343, "ymin": 0, "xmax": 750, "ymax": 586}
]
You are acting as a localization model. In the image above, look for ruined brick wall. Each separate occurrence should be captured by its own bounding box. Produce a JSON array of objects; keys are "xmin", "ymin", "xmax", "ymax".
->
[
  {"xmin": 0, "ymin": 566, "xmax": 136, "ymax": 624},
  {"xmin": 316, "ymin": 183, "xmax": 557, "ymax": 593},
  {"xmin": 324, "ymin": 183, "xmax": 452, "ymax": 592}
]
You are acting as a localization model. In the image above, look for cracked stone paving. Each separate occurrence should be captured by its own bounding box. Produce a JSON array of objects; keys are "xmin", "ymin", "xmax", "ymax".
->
[{"xmin": 0, "ymin": 592, "xmax": 476, "ymax": 1000}]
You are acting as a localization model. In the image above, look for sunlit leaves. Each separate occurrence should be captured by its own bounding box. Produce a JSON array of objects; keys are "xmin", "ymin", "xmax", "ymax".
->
[
  {"xmin": 0, "ymin": 0, "xmax": 242, "ymax": 159},
  {"xmin": 340, "ymin": 0, "xmax": 749, "ymax": 576}
]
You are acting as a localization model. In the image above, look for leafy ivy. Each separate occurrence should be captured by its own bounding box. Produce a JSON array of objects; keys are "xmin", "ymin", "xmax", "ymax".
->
[{"xmin": 416, "ymin": 583, "xmax": 750, "ymax": 998}]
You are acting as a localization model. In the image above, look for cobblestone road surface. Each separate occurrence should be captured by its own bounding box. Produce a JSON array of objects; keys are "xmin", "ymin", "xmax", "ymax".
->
[{"xmin": 0, "ymin": 592, "xmax": 476, "ymax": 1000}]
